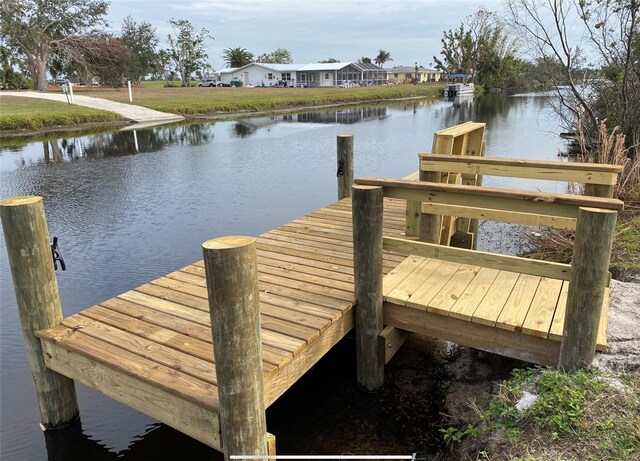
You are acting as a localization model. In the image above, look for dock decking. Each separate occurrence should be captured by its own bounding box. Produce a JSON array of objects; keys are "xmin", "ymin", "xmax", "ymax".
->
[
  {"xmin": 36, "ymin": 197, "xmax": 408, "ymax": 451},
  {"xmin": 34, "ymin": 194, "xmax": 612, "ymax": 452}
]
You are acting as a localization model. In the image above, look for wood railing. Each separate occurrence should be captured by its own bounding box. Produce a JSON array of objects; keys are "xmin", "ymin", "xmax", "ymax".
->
[
  {"xmin": 352, "ymin": 176, "xmax": 623, "ymax": 387},
  {"xmin": 407, "ymin": 153, "xmax": 624, "ymax": 247}
]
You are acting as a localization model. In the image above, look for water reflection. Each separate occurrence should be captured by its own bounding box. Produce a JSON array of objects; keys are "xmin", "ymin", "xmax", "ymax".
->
[{"xmin": 231, "ymin": 107, "xmax": 388, "ymax": 138}]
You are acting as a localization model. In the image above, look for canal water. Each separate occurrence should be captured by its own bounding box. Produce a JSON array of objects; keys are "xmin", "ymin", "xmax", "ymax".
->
[{"xmin": 1, "ymin": 93, "xmax": 566, "ymax": 460}]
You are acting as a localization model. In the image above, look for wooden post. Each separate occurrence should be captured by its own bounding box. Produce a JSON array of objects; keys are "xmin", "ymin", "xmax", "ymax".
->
[
  {"xmin": 352, "ymin": 185, "xmax": 384, "ymax": 391},
  {"xmin": 405, "ymin": 165, "xmax": 426, "ymax": 238},
  {"xmin": 202, "ymin": 236, "xmax": 267, "ymax": 460},
  {"xmin": 419, "ymin": 170, "xmax": 443, "ymax": 243},
  {"xmin": 584, "ymin": 183, "xmax": 615, "ymax": 198},
  {"xmin": 559, "ymin": 207, "xmax": 617, "ymax": 372},
  {"xmin": 337, "ymin": 134, "xmax": 354, "ymax": 200},
  {"xmin": 0, "ymin": 196, "xmax": 79, "ymax": 428}
]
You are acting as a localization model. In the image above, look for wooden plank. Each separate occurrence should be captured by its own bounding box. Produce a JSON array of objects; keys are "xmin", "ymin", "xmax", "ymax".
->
[
  {"xmin": 383, "ymin": 236, "xmax": 572, "ymax": 280},
  {"xmin": 263, "ymin": 311, "xmax": 354, "ymax": 407},
  {"xmin": 61, "ymin": 314, "xmax": 218, "ymax": 385},
  {"xmin": 257, "ymin": 263, "xmax": 354, "ymax": 293},
  {"xmin": 260, "ymin": 314, "xmax": 320, "ymax": 343},
  {"xmin": 258, "ymin": 291, "xmax": 343, "ymax": 323},
  {"xmin": 496, "ymin": 274, "xmax": 541, "ymax": 331},
  {"xmin": 258, "ymin": 256, "xmax": 354, "ymax": 285},
  {"xmin": 258, "ymin": 272, "xmax": 354, "ymax": 303},
  {"xmin": 118, "ymin": 290, "xmax": 210, "ymax": 326},
  {"xmin": 385, "ymin": 258, "xmax": 444, "ymax": 306},
  {"xmin": 384, "ymin": 303, "xmax": 559, "ymax": 366},
  {"xmin": 434, "ymin": 121, "xmax": 485, "ymax": 138},
  {"xmin": 383, "ymin": 256, "xmax": 426, "ymax": 295},
  {"xmin": 258, "ymin": 302, "xmax": 331, "ymax": 333},
  {"xmin": 449, "ymin": 267, "xmax": 500, "ymax": 321},
  {"xmin": 419, "ymin": 153, "xmax": 623, "ymax": 183},
  {"xmin": 39, "ymin": 339, "xmax": 222, "ymax": 450},
  {"xmin": 426, "ymin": 264, "xmax": 481, "ymax": 315},
  {"xmin": 37, "ymin": 324, "xmax": 220, "ymax": 409},
  {"xmin": 421, "ymin": 202, "xmax": 577, "ymax": 230},
  {"xmin": 472, "ymin": 271, "xmax": 520, "ymax": 326},
  {"xmin": 405, "ymin": 261, "xmax": 461, "ymax": 310},
  {"xmin": 86, "ymin": 302, "xmax": 285, "ymax": 370},
  {"xmin": 521, "ymin": 278, "xmax": 563, "ymax": 338},
  {"xmin": 549, "ymin": 281, "xmax": 570, "ymax": 341},
  {"xmin": 378, "ymin": 326, "xmax": 409, "ymax": 364},
  {"xmin": 354, "ymin": 177, "xmax": 625, "ymax": 215}
]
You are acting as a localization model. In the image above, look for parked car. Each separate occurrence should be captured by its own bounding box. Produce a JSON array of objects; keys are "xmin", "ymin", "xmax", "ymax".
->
[
  {"xmin": 216, "ymin": 82, "xmax": 231, "ymax": 87},
  {"xmin": 198, "ymin": 79, "xmax": 218, "ymax": 87}
]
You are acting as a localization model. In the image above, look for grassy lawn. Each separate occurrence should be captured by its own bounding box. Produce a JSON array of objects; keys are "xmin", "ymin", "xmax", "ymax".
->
[
  {"xmin": 77, "ymin": 84, "xmax": 444, "ymax": 115},
  {"xmin": 0, "ymin": 95, "xmax": 123, "ymax": 131}
]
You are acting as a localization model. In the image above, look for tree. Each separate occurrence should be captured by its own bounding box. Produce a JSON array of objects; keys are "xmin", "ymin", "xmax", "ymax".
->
[
  {"xmin": 359, "ymin": 57, "xmax": 372, "ymax": 64},
  {"xmin": 375, "ymin": 50, "xmax": 393, "ymax": 66},
  {"xmin": 166, "ymin": 19, "xmax": 211, "ymax": 87},
  {"xmin": 121, "ymin": 16, "xmax": 159, "ymax": 83},
  {"xmin": 0, "ymin": 0, "xmax": 109, "ymax": 91},
  {"xmin": 505, "ymin": 0, "xmax": 640, "ymax": 148},
  {"xmin": 433, "ymin": 9, "xmax": 519, "ymax": 88},
  {"xmin": 222, "ymin": 47, "xmax": 254, "ymax": 68},
  {"xmin": 256, "ymin": 48, "xmax": 292, "ymax": 64},
  {"xmin": 319, "ymin": 58, "xmax": 340, "ymax": 63}
]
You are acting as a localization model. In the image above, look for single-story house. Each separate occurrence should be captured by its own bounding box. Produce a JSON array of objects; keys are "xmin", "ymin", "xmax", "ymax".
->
[
  {"xmin": 218, "ymin": 62, "xmax": 387, "ymax": 88},
  {"xmin": 387, "ymin": 66, "xmax": 443, "ymax": 84}
]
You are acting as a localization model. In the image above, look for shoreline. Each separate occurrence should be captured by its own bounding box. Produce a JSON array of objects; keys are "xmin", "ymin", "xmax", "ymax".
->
[{"xmin": 0, "ymin": 94, "xmax": 439, "ymax": 139}]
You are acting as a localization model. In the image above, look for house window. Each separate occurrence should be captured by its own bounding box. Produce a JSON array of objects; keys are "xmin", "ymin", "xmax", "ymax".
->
[
  {"xmin": 267, "ymin": 73, "xmax": 273, "ymax": 80},
  {"xmin": 282, "ymin": 72, "xmax": 291, "ymax": 81},
  {"xmin": 325, "ymin": 73, "xmax": 329, "ymax": 79},
  {"xmin": 300, "ymin": 73, "xmax": 306, "ymax": 82},
  {"xmin": 394, "ymin": 73, "xmax": 398, "ymax": 78}
]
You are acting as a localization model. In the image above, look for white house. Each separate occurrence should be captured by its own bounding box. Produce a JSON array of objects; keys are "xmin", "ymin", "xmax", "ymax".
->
[{"xmin": 218, "ymin": 62, "xmax": 387, "ymax": 87}]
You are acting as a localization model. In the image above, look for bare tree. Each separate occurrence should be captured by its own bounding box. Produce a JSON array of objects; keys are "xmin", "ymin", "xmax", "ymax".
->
[{"xmin": 505, "ymin": 0, "xmax": 639, "ymax": 149}]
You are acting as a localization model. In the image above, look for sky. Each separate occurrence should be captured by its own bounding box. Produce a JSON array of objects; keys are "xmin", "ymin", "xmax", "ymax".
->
[{"xmin": 107, "ymin": 0, "xmax": 502, "ymax": 71}]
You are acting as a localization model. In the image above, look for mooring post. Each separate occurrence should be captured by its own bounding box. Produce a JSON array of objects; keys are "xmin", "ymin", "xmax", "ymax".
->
[
  {"xmin": 559, "ymin": 207, "xmax": 617, "ymax": 372},
  {"xmin": 419, "ymin": 170, "xmax": 443, "ymax": 243},
  {"xmin": 337, "ymin": 134, "xmax": 354, "ymax": 200},
  {"xmin": 202, "ymin": 236, "xmax": 268, "ymax": 460},
  {"xmin": 0, "ymin": 196, "xmax": 79, "ymax": 428},
  {"xmin": 352, "ymin": 185, "xmax": 385, "ymax": 391}
]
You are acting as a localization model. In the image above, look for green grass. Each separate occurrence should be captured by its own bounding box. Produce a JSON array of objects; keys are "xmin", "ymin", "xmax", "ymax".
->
[
  {"xmin": 610, "ymin": 216, "xmax": 640, "ymax": 278},
  {"xmin": 0, "ymin": 96, "xmax": 123, "ymax": 131},
  {"xmin": 78, "ymin": 84, "xmax": 444, "ymax": 115},
  {"xmin": 473, "ymin": 367, "xmax": 640, "ymax": 460}
]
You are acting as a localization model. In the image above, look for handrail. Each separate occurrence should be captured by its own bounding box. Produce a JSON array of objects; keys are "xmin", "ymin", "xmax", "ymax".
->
[
  {"xmin": 419, "ymin": 153, "xmax": 623, "ymax": 185},
  {"xmin": 354, "ymin": 177, "xmax": 624, "ymax": 220}
]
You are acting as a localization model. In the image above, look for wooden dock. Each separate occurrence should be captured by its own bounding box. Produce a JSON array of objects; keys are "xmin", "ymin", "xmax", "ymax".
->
[
  {"xmin": 1, "ymin": 127, "xmax": 624, "ymax": 459},
  {"xmin": 35, "ymin": 197, "xmax": 408, "ymax": 452}
]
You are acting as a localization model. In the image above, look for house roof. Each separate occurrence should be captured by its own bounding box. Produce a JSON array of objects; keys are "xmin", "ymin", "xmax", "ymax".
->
[
  {"xmin": 218, "ymin": 61, "xmax": 387, "ymax": 74},
  {"xmin": 387, "ymin": 66, "xmax": 440, "ymax": 73},
  {"xmin": 299, "ymin": 62, "xmax": 354, "ymax": 71}
]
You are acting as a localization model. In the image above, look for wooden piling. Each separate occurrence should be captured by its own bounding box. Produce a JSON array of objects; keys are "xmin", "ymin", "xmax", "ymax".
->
[
  {"xmin": 0, "ymin": 196, "xmax": 79, "ymax": 428},
  {"xmin": 337, "ymin": 134, "xmax": 354, "ymax": 200},
  {"xmin": 202, "ymin": 236, "xmax": 268, "ymax": 460},
  {"xmin": 584, "ymin": 183, "xmax": 615, "ymax": 198},
  {"xmin": 559, "ymin": 207, "xmax": 617, "ymax": 372},
  {"xmin": 419, "ymin": 171, "xmax": 443, "ymax": 243},
  {"xmin": 352, "ymin": 185, "xmax": 384, "ymax": 391}
]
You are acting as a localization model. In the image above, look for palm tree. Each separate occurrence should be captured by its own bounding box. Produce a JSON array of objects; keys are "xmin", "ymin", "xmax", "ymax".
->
[
  {"xmin": 359, "ymin": 57, "xmax": 372, "ymax": 64},
  {"xmin": 222, "ymin": 47, "xmax": 254, "ymax": 68},
  {"xmin": 375, "ymin": 50, "xmax": 393, "ymax": 67}
]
